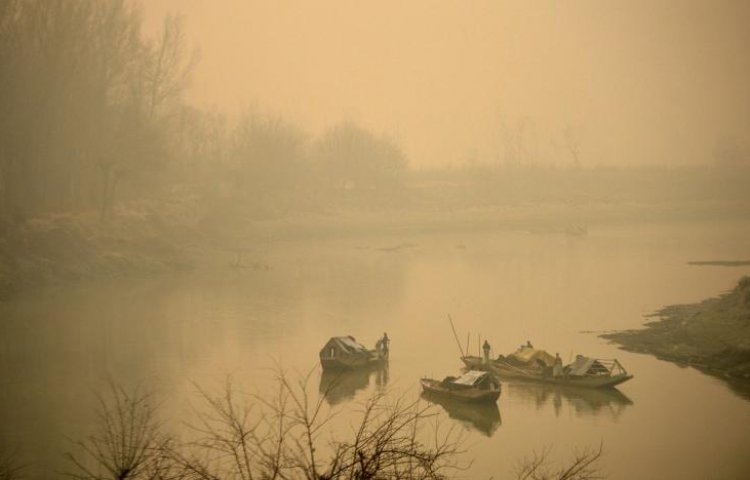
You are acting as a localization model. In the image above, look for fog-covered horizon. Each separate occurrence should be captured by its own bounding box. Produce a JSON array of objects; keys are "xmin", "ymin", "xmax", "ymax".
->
[
  {"xmin": 142, "ymin": 0, "xmax": 750, "ymax": 168},
  {"xmin": 2, "ymin": 3, "xmax": 750, "ymax": 479}
]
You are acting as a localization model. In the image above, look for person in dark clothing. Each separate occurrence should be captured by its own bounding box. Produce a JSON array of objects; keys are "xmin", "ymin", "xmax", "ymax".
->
[
  {"xmin": 553, "ymin": 352, "xmax": 563, "ymax": 377},
  {"xmin": 380, "ymin": 332, "xmax": 390, "ymax": 357}
]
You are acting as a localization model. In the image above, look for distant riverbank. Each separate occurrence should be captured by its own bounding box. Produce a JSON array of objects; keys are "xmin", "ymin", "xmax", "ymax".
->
[
  {"xmin": 688, "ymin": 260, "xmax": 750, "ymax": 266},
  {"xmin": 2, "ymin": 193, "xmax": 749, "ymax": 299},
  {"xmin": 602, "ymin": 277, "xmax": 750, "ymax": 398}
]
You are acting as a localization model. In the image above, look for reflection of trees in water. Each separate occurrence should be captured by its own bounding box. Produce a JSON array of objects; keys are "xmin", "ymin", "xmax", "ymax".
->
[
  {"xmin": 420, "ymin": 393, "xmax": 501, "ymax": 437},
  {"xmin": 319, "ymin": 364, "xmax": 389, "ymax": 406},
  {"xmin": 507, "ymin": 383, "xmax": 633, "ymax": 418}
]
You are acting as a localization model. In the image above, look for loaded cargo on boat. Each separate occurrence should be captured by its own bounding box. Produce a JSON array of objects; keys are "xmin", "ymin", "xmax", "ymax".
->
[{"xmin": 462, "ymin": 345, "xmax": 632, "ymax": 388}]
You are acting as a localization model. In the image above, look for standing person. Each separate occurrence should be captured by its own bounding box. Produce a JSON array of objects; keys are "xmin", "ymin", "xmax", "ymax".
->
[
  {"xmin": 482, "ymin": 340, "xmax": 492, "ymax": 364},
  {"xmin": 553, "ymin": 352, "xmax": 563, "ymax": 377},
  {"xmin": 381, "ymin": 332, "xmax": 390, "ymax": 357}
]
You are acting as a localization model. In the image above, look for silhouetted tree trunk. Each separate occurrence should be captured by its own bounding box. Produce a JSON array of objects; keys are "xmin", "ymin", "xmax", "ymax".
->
[{"xmin": 98, "ymin": 163, "xmax": 118, "ymax": 219}]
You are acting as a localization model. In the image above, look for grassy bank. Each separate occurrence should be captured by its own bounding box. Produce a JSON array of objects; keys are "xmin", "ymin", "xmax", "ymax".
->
[{"xmin": 0, "ymin": 199, "xmax": 201, "ymax": 298}]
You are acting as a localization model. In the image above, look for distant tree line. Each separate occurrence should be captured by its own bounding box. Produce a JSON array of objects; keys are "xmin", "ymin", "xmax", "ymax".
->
[
  {"xmin": 0, "ymin": 0, "xmax": 194, "ymax": 220},
  {"xmin": 3, "ymin": 1, "xmax": 743, "ymax": 229},
  {"xmin": 0, "ymin": 0, "xmax": 407, "ymax": 224}
]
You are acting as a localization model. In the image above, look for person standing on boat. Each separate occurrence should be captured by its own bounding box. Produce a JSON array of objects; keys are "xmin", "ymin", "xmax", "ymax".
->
[
  {"xmin": 482, "ymin": 340, "xmax": 492, "ymax": 364},
  {"xmin": 553, "ymin": 352, "xmax": 563, "ymax": 377},
  {"xmin": 380, "ymin": 332, "xmax": 390, "ymax": 358}
]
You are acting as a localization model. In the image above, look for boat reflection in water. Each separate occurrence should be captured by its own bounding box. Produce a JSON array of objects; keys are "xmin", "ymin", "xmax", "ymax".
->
[
  {"xmin": 508, "ymin": 382, "xmax": 633, "ymax": 418},
  {"xmin": 319, "ymin": 364, "xmax": 389, "ymax": 406},
  {"xmin": 420, "ymin": 392, "xmax": 502, "ymax": 437}
]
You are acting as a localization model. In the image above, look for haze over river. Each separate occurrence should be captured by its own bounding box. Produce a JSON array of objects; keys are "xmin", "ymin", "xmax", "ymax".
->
[{"xmin": 2, "ymin": 221, "xmax": 750, "ymax": 479}]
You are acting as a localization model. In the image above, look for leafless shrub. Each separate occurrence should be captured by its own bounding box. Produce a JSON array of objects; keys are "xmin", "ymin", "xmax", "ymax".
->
[
  {"xmin": 65, "ymin": 382, "xmax": 179, "ymax": 480},
  {"xmin": 65, "ymin": 374, "xmax": 604, "ymax": 480},
  {"xmin": 175, "ymin": 370, "xmax": 464, "ymax": 480},
  {"xmin": 515, "ymin": 444, "xmax": 603, "ymax": 480},
  {"xmin": 321, "ymin": 392, "xmax": 464, "ymax": 480},
  {"xmin": 0, "ymin": 448, "xmax": 24, "ymax": 480}
]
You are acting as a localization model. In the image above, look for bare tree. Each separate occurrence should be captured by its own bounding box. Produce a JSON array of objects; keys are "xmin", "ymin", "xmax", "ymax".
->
[
  {"xmin": 495, "ymin": 116, "xmax": 538, "ymax": 168},
  {"xmin": 65, "ymin": 375, "xmax": 607, "ymax": 480},
  {"xmin": 230, "ymin": 112, "xmax": 308, "ymax": 198},
  {"xmin": 143, "ymin": 15, "xmax": 198, "ymax": 119},
  {"xmin": 321, "ymin": 391, "xmax": 463, "ymax": 480},
  {"xmin": 175, "ymin": 371, "xmax": 464, "ymax": 480},
  {"xmin": 0, "ymin": 447, "xmax": 24, "ymax": 480},
  {"xmin": 563, "ymin": 125, "xmax": 581, "ymax": 169},
  {"xmin": 0, "ymin": 0, "xmax": 195, "ymax": 220},
  {"xmin": 65, "ymin": 382, "xmax": 177, "ymax": 480},
  {"xmin": 515, "ymin": 444, "xmax": 603, "ymax": 480},
  {"xmin": 315, "ymin": 121, "xmax": 407, "ymax": 191}
]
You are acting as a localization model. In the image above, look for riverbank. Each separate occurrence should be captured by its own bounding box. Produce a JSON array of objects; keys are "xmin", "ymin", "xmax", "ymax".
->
[
  {"xmin": 2, "ymin": 184, "xmax": 749, "ymax": 299},
  {"xmin": 602, "ymin": 277, "xmax": 750, "ymax": 398},
  {"xmin": 0, "ymin": 200, "xmax": 200, "ymax": 298}
]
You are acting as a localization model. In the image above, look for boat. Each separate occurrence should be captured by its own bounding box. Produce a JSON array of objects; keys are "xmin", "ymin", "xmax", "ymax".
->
[
  {"xmin": 319, "ymin": 336, "xmax": 387, "ymax": 371},
  {"xmin": 461, "ymin": 346, "xmax": 633, "ymax": 388},
  {"xmin": 420, "ymin": 370, "xmax": 501, "ymax": 403}
]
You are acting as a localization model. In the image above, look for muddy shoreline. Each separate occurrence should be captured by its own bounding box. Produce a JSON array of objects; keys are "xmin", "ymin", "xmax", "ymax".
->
[{"xmin": 602, "ymin": 277, "xmax": 750, "ymax": 398}]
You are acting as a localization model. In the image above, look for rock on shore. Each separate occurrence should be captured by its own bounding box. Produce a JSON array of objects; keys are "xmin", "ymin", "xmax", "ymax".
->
[{"xmin": 602, "ymin": 277, "xmax": 750, "ymax": 397}]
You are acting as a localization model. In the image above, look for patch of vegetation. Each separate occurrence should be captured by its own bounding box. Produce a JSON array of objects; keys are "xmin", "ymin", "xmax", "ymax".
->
[{"xmin": 59, "ymin": 374, "xmax": 604, "ymax": 480}]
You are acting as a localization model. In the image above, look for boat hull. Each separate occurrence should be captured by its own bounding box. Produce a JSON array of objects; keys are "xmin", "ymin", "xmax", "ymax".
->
[
  {"xmin": 420, "ymin": 378, "xmax": 501, "ymax": 403},
  {"xmin": 461, "ymin": 356, "xmax": 633, "ymax": 389},
  {"xmin": 320, "ymin": 351, "xmax": 385, "ymax": 371}
]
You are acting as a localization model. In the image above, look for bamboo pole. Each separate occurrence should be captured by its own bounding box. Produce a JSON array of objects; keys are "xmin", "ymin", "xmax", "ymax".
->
[{"xmin": 448, "ymin": 315, "xmax": 465, "ymax": 358}]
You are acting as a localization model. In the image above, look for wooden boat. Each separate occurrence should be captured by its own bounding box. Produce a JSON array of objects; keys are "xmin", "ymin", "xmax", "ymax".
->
[
  {"xmin": 420, "ymin": 370, "xmax": 501, "ymax": 403},
  {"xmin": 462, "ymin": 347, "xmax": 633, "ymax": 389},
  {"xmin": 320, "ymin": 336, "xmax": 387, "ymax": 371}
]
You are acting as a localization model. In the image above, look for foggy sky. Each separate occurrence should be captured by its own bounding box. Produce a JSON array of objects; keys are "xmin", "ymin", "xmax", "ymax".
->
[{"xmin": 142, "ymin": 0, "xmax": 750, "ymax": 168}]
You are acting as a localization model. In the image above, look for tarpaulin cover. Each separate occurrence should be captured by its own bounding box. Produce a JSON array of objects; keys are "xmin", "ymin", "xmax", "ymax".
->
[
  {"xmin": 452, "ymin": 370, "xmax": 492, "ymax": 386},
  {"xmin": 509, "ymin": 346, "xmax": 556, "ymax": 367},
  {"xmin": 566, "ymin": 356, "xmax": 610, "ymax": 376},
  {"xmin": 321, "ymin": 336, "xmax": 369, "ymax": 356}
]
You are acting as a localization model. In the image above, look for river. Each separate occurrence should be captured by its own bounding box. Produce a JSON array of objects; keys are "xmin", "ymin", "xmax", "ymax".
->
[{"xmin": 2, "ymin": 220, "xmax": 750, "ymax": 479}]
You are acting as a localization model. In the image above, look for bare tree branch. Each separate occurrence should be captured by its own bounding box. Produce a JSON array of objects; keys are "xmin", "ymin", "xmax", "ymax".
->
[
  {"xmin": 515, "ymin": 444, "xmax": 603, "ymax": 480},
  {"xmin": 65, "ymin": 380, "xmax": 177, "ymax": 480}
]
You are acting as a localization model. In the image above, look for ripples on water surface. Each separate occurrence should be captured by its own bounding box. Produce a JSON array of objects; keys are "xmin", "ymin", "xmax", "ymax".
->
[{"xmin": 2, "ymin": 221, "xmax": 750, "ymax": 479}]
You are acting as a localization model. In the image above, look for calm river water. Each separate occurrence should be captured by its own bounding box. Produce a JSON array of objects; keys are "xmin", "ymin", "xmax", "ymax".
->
[{"xmin": 2, "ymin": 220, "xmax": 750, "ymax": 479}]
